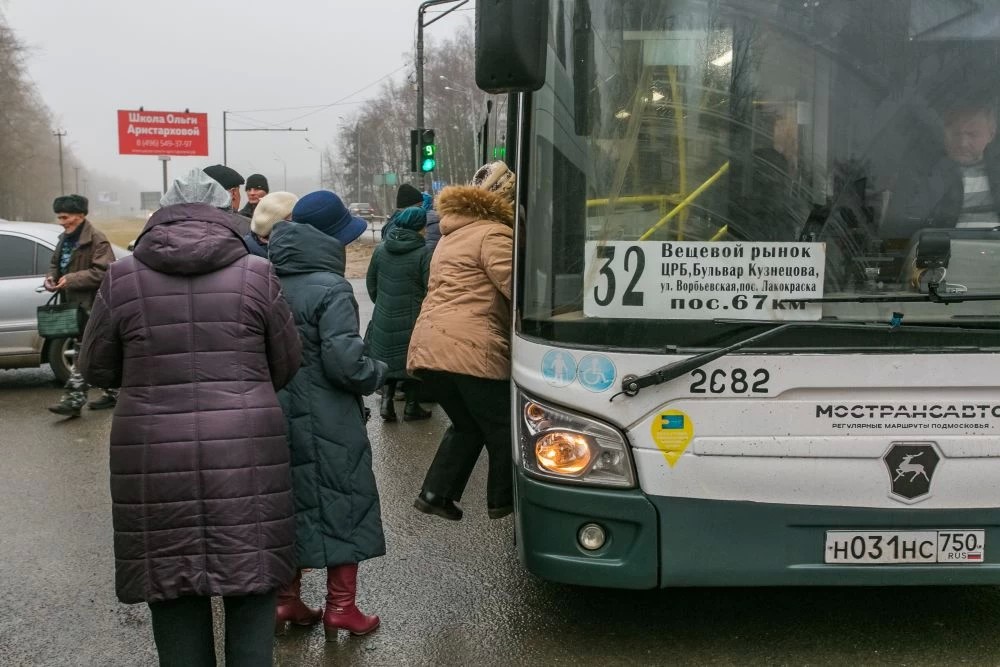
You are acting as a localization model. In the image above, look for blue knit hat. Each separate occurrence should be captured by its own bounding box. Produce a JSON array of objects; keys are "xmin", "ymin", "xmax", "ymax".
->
[
  {"xmin": 394, "ymin": 207, "xmax": 427, "ymax": 231},
  {"xmin": 291, "ymin": 191, "xmax": 367, "ymax": 245}
]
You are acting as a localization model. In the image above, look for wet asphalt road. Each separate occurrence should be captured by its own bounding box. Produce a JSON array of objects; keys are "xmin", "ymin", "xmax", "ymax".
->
[{"xmin": 4, "ymin": 282, "xmax": 1000, "ymax": 665}]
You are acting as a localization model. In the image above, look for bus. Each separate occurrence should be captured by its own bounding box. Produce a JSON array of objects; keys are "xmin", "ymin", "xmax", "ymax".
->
[{"xmin": 476, "ymin": 0, "xmax": 1000, "ymax": 587}]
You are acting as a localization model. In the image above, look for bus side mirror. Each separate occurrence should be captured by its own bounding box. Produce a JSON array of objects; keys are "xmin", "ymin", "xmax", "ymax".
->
[{"xmin": 476, "ymin": 0, "xmax": 549, "ymax": 93}]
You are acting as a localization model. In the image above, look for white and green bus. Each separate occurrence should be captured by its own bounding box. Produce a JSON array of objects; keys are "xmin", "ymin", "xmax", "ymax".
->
[{"xmin": 476, "ymin": 0, "xmax": 1000, "ymax": 587}]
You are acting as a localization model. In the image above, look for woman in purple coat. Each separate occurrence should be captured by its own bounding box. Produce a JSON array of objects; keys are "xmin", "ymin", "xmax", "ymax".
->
[{"xmin": 78, "ymin": 169, "xmax": 302, "ymax": 667}]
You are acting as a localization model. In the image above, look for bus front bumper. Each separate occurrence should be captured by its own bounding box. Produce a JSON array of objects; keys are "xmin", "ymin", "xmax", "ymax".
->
[{"xmin": 515, "ymin": 470, "xmax": 1000, "ymax": 587}]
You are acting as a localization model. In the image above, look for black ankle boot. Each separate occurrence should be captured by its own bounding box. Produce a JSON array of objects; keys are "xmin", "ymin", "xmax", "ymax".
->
[
  {"xmin": 403, "ymin": 399, "xmax": 432, "ymax": 421},
  {"xmin": 379, "ymin": 391, "xmax": 397, "ymax": 421}
]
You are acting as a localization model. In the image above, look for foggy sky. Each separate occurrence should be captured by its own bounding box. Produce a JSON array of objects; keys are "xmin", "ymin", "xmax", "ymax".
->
[{"xmin": 4, "ymin": 0, "xmax": 472, "ymax": 201}]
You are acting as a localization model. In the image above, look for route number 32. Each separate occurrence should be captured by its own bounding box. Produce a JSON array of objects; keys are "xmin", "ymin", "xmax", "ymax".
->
[
  {"xmin": 690, "ymin": 368, "xmax": 771, "ymax": 394},
  {"xmin": 594, "ymin": 245, "xmax": 645, "ymax": 307}
]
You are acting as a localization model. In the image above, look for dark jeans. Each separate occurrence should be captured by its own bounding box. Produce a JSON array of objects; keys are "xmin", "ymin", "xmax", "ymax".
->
[
  {"xmin": 420, "ymin": 371, "xmax": 513, "ymax": 508},
  {"xmin": 147, "ymin": 592, "xmax": 277, "ymax": 667}
]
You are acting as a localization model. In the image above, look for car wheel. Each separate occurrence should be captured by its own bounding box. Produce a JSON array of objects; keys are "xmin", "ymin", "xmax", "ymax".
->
[{"xmin": 47, "ymin": 337, "xmax": 77, "ymax": 385}]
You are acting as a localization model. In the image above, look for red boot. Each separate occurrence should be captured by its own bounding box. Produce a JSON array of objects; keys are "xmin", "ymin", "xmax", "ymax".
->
[
  {"xmin": 275, "ymin": 569, "xmax": 322, "ymax": 635},
  {"xmin": 324, "ymin": 564, "xmax": 380, "ymax": 639}
]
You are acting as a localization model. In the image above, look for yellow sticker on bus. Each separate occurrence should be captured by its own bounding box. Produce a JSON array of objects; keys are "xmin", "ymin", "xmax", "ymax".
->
[{"xmin": 651, "ymin": 410, "xmax": 694, "ymax": 468}]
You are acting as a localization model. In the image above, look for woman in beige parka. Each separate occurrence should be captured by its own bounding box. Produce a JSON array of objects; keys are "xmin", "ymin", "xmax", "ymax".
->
[{"xmin": 407, "ymin": 161, "xmax": 516, "ymax": 521}]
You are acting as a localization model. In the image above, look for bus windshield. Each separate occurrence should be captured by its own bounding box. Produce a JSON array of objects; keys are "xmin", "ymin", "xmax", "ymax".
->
[{"xmin": 521, "ymin": 0, "xmax": 1000, "ymax": 350}]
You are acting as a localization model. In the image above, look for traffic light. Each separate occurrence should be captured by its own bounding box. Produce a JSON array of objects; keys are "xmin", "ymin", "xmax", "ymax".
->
[{"xmin": 419, "ymin": 129, "xmax": 437, "ymax": 173}]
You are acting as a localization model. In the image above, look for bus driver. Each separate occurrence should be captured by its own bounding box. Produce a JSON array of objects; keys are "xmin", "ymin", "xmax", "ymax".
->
[{"xmin": 883, "ymin": 95, "xmax": 1000, "ymax": 239}]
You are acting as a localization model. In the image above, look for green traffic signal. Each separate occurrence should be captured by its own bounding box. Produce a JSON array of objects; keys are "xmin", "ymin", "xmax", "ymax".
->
[{"xmin": 419, "ymin": 129, "xmax": 436, "ymax": 173}]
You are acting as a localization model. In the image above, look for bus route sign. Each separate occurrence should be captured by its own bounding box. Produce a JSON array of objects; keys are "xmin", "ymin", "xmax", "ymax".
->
[{"xmin": 583, "ymin": 241, "xmax": 826, "ymax": 321}]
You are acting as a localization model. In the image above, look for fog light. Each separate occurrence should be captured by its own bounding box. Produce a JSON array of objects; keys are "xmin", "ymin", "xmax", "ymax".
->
[{"xmin": 578, "ymin": 523, "xmax": 607, "ymax": 551}]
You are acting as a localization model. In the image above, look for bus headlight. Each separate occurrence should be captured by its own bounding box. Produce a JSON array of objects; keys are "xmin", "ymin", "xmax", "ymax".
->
[
  {"xmin": 518, "ymin": 392, "xmax": 636, "ymax": 488},
  {"xmin": 536, "ymin": 432, "xmax": 593, "ymax": 475}
]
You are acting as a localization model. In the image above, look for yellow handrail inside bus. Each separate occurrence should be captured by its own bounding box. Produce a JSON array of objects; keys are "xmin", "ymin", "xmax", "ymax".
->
[
  {"xmin": 708, "ymin": 224, "xmax": 729, "ymax": 242},
  {"xmin": 638, "ymin": 161, "xmax": 731, "ymax": 241},
  {"xmin": 668, "ymin": 66, "xmax": 689, "ymax": 238},
  {"xmin": 586, "ymin": 194, "xmax": 683, "ymax": 208}
]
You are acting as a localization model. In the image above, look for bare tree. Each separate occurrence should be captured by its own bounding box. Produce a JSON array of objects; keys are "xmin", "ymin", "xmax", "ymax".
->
[
  {"xmin": 328, "ymin": 24, "xmax": 497, "ymax": 210},
  {"xmin": 0, "ymin": 11, "xmax": 83, "ymax": 221}
]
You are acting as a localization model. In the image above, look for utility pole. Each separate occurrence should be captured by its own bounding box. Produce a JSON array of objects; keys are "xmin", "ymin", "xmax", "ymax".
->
[
  {"xmin": 158, "ymin": 156, "xmax": 171, "ymax": 194},
  {"xmin": 416, "ymin": 0, "xmax": 469, "ymax": 190},
  {"xmin": 73, "ymin": 166, "xmax": 80, "ymax": 194},
  {"xmin": 356, "ymin": 123, "xmax": 362, "ymax": 203},
  {"xmin": 223, "ymin": 110, "xmax": 308, "ymax": 166},
  {"xmin": 53, "ymin": 130, "xmax": 67, "ymax": 195}
]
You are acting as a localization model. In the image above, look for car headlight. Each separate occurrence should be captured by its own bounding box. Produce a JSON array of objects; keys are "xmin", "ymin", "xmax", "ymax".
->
[{"xmin": 518, "ymin": 391, "xmax": 635, "ymax": 488}]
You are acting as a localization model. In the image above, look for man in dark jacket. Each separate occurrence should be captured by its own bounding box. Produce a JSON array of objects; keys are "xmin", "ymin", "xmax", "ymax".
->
[
  {"xmin": 203, "ymin": 163, "xmax": 251, "ymax": 235},
  {"xmin": 882, "ymin": 99, "xmax": 1000, "ymax": 239},
  {"xmin": 270, "ymin": 190, "xmax": 387, "ymax": 639},
  {"xmin": 45, "ymin": 194, "xmax": 118, "ymax": 417},
  {"xmin": 77, "ymin": 169, "xmax": 302, "ymax": 666},
  {"xmin": 240, "ymin": 173, "xmax": 269, "ymax": 218}
]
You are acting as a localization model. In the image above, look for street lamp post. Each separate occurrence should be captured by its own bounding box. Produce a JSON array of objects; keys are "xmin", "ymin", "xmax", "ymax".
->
[
  {"xmin": 273, "ymin": 154, "xmax": 287, "ymax": 190},
  {"xmin": 440, "ymin": 76, "xmax": 483, "ymax": 178},
  {"xmin": 305, "ymin": 138, "xmax": 324, "ymax": 190},
  {"xmin": 416, "ymin": 0, "xmax": 470, "ymax": 190},
  {"xmin": 52, "ymin": 129, "xmax": 67, "ymax": 195}
]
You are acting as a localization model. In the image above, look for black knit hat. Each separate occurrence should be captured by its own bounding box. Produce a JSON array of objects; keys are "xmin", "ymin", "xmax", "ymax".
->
[
  {"xmin": 53, "ymin": 194, "xmax": 88, "ymax": 215},
  {"xmin": 246, "ymin": 173, "xmax": 269, "ymax": 192},
  {"xmin": 203, "ymin": 164, "xmax": 245, "ymax": 190},
  {"xmin": 396, "ymin": 183, "xmax": 423, "ymax": 208}
]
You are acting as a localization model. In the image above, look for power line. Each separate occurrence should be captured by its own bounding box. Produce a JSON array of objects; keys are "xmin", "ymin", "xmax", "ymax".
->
[{"xmin": 228, "ymin": 64, "xmax": 410, "ymax": 117}]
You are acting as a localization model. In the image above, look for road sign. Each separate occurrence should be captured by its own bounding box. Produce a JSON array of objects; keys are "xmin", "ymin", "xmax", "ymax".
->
[{"xmin": 118, "ymin": 109, "xmax": 209, "ymax": 156}]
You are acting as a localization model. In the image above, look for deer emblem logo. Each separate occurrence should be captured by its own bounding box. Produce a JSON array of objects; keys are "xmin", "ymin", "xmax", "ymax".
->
[
  {"xmin": 893, "ymin": 452, "xmax": 930, "ymax": 483},
  {"xmin": 884, "ymin": 444, "xmax": 940, "ymax": 502}
]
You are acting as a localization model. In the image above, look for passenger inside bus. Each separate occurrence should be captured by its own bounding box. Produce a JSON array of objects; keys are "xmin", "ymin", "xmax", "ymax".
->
[{"xmin": 882, "ymin": 93, "xmax": 1000, "ymax": 241}]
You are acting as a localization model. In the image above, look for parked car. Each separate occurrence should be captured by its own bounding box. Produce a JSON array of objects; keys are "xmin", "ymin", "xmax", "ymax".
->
[
  {"xmin": 0, "ymin": 220, "xmax": 129, "ymax": 383},
  {"xmin": 348, "ymin": 202, "xmax": 377, "ymax": 219}
]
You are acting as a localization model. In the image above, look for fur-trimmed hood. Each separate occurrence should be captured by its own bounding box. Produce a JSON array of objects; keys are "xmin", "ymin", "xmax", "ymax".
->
[{"xmin": 436, "ymin": 185, "xmax": 514, "ymax": 236}]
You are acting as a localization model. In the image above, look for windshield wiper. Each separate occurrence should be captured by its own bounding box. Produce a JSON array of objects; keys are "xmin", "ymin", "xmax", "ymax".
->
[
  {"xmin": 783, "ymin": 281, "xmax": 1000, "ymax": 305},
  {"xmin": 618, "ymin": 319, "xmax": 1000, "ymax": 399}
]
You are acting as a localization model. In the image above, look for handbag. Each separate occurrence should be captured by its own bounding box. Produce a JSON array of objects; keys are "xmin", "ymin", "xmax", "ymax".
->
[{"xmin": 36, "ymin": 293, "xmax": 86, "ymax": 339}]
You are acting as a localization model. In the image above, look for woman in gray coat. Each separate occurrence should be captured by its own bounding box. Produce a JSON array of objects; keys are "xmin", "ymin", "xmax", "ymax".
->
[{"xmin": 268, "ymin": 190, "xmax": 387, "ymax": 639}]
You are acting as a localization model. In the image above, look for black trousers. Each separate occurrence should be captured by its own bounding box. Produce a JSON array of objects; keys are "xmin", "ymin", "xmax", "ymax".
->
[
  {"xmin": 419, "ymin": 371, "xmax": 513, "ymax": 508},
  {"xmin": 147, "ymin": 592, "xmax": 277, "ymax": 667}
]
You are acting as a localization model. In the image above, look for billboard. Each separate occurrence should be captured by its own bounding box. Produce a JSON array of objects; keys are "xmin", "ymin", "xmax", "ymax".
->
[{"xmin": 118, "ymin": 109, "xmax": 209, "ymax": 156}]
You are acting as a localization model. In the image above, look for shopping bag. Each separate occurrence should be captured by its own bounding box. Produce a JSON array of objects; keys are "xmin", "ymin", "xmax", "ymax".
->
[{"xmin": 36, "ymin": 293, "xmax": 86, "ymax": 339}]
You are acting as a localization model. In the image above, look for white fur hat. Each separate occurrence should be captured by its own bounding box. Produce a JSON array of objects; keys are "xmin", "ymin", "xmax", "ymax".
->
[{"xmin": 251, "ymin": 191, "xmax": 298, "ymax": 238}]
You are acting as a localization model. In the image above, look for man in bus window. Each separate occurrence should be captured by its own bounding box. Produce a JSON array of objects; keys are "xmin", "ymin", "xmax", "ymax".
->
[{"xmin": 882, "ymin": 95, "xmax": 1000, "ymax": 238}]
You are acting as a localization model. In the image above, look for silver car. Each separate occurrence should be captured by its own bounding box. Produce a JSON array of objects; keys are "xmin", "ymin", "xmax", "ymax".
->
[{"xmin": 0, "ymin": 220, "xmax": 129, "ymax": 383}]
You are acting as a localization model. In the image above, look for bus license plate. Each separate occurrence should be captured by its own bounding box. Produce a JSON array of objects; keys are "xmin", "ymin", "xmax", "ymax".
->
[{"xmin": 824, "ymin": 530, "xmax": 985, "ymax": 564}]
